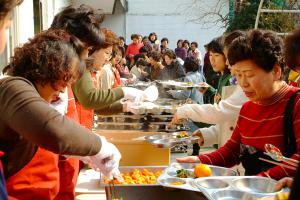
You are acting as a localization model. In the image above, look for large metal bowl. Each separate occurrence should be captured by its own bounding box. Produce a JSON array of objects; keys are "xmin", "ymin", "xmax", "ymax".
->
[
  {"xmin": 231, "ymin": 177, "xmax": 279, "ymax": 195},
  {"xmin": 211, "ymin": 189, "xmax": 255, "ymax": 200},
  {"xmin": 194, "ymin": 178, "xmax": 229, "ymax": 189}
]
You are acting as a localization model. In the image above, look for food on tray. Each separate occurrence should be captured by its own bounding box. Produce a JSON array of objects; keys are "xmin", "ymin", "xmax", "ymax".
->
[
  {"xmin": 194, "ymin": 164, "xmax": 212, "ymax": 178},
  {"xmin": 176, "ymin": 131, "xmax": 188, "ymax": 138},
  {"xmin": 104, "ymin": 169, "xmax": 162, "ymax": 185},
  {"xmin": 176, "ymin": 169, "xmax": 190, "ymax": 178},
  {"xmin": 169, "ymin": 181, "xmax": 185, "ymax": 186}
]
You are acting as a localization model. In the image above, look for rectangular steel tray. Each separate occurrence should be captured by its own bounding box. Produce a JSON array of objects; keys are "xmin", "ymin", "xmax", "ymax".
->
[{"xmin": 103, "ymin": 166, "xmax": 208, "ymax": 200}]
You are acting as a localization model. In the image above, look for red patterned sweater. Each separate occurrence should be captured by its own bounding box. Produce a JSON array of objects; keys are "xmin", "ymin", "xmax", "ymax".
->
[{"xmin": 198, "ymin": 83, "xmax": 300, "ymax": 180}]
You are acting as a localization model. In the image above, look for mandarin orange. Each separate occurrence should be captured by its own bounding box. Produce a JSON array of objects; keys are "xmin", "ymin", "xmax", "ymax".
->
[{"xmin": 194, "ymin": 164, "xmax": 212, "ymax": 178}]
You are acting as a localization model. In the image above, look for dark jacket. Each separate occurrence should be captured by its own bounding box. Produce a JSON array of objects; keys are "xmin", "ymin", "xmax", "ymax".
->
[
  {"xmin": 158, "ymin": 60, "xmax": 186, "ymax": 81},
  {"xmin": 175, "ymin": 48, "xmax": 187, "ymax": 61},
  {"xmin": 0, "ymin": 77, "xmax": 101, "ymax": 178}
]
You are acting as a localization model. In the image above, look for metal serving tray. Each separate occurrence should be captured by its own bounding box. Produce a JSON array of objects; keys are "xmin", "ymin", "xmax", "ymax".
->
[
  {"xmin": 146, "ymin": 131, "xmax": 198, "ymax": 148},
  {"xmin": 157, "ymin": 80, "xmax": 210, "ymax": 89},
  {"xmin": 103, "ymin": 166, "xmax": 208, "ymax": 200},
  {"xmin": 157, "ymin": 163, "xmax": 284, "ymax": 200}
]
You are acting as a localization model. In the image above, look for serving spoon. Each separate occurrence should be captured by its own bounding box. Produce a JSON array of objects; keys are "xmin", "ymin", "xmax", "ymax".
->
[{"xmin": 264, "ymin": 144, "xmax": 299, "ymax": 167}]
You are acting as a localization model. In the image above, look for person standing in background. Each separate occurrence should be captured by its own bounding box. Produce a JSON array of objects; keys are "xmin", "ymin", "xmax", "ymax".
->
[
  {"xmin": 125, "ymin": 34, "xmax": 143, "ymax": 66},
  {"xmin": 160, "ymin": 37, "xmax": 169, "ymax": 54},
  {"xmin": 175, "ymin": 39, "xmax": 187, "ymax": 61},
  {"xmin": 148, "ymin": 32, "xmax": 160, "ymax": 51},
  {"xmin": 188, "ymin": 41, "xmax": 202, "ymax": 66},
  {"xmin": 118, "ymin": 36, "xmax": 127, "ymax": 51}
]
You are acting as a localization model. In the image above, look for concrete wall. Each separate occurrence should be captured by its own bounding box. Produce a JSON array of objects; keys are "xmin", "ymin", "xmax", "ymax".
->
[
  {"xmin": 101, "ymin": 0, "xmax": 126, "ymax": 37},
  {"xmin": 125, "ymin": 0, "xmax": 228, "ymax": 54}
]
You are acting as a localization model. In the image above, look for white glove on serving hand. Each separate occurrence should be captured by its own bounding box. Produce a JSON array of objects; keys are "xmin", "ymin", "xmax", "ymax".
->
[
  {"xmin": 122, "ymin": 87, "xmax": 145, "ymax": 102},
  {"xmin": 50, "ymin": 87, "xmax": 68, "ymax": 115},
  {"xmin": 88, "ymin": 136, "xmax": 122, "ymax": 181}
]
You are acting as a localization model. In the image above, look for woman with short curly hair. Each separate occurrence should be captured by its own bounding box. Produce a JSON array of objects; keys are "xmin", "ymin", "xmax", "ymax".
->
[
  {"xmin": 177, "ymin": 29, "xmax": 300, "ymax": 180},
  {"xmin": 0, "ymin": 29, "xmax": 121, "ymax": 199}
]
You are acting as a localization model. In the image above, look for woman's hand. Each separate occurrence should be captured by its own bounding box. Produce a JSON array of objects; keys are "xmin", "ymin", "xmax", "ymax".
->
[
  {"xmin": 192, "ymin": 129, "xmax": 204, "ymax": 146},
  {"xmin": 170, "ymin": 113, "xmax": 184, "ymax": 124},
  {"xmin": 275, "ymin": 177, "xmax": 293, "ymax": 191},
  {"xmin": 176, "ymin": 156, "xmax": 200, "ymax": 163}
]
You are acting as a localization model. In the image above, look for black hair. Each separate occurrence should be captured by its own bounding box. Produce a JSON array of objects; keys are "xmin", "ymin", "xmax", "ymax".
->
[
  {"xmin": 191, "ymin": 41, "xmax": 198, "ymax": 48},
  {"xmin": 50, "ymin": 4, "xmax": 104, "ymax": 49},
  {"xmin": 227, "ymin": 29, "xmax": 284, "ymax": 73},
  {"xmin": 184, "ymin": 56, "xmax": 199, "ymax": 73},
  {"xmin": 206, "ymin": 37, "xmax": 224, "ymax": 54}
]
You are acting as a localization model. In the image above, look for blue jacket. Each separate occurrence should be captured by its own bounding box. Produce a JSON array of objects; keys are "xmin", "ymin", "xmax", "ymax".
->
[{"xmin": 172, "ymin": 71, "xmax": 204, "ymax": 104}]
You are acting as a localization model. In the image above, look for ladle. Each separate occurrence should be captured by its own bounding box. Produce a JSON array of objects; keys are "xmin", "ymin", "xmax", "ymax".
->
[{"xmin": 264, "ymin": 144, "xmax": 298, "ymax": 167}]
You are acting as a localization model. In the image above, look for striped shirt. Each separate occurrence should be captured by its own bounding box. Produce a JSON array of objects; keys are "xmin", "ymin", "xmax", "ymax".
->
[{"xmin": 198, "ymin": 82, "xmax": 300, "ymax": 180}]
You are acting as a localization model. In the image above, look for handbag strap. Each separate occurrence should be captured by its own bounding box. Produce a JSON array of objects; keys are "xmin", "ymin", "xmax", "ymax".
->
[{"xmin": 283, "ymin": 89, "xmax": 300, "ymax": 157}]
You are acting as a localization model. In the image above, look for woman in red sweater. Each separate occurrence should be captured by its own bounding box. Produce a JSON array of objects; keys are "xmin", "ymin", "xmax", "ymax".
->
[{"xmin": 177, "ymin": 29, "xmax": 300, "ymax": 180}]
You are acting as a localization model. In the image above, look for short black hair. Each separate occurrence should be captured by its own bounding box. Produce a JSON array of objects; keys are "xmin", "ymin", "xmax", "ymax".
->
[
  {"xmin": 191, "ymin": 41, "xmax": 198, "ymax": 48},
  {"xmin": 222, "ymin": 30, "xmax": 246, "ymax": 49},
  {"xmin": 119, "ymin": 36, "xmax": 125, "ymax": 41},
  {"xmin": 206, "ymin": 37, "xmax": 224, "ymax": 54},
  {"xmin": 227, "ymin": 29, "xmax": 284, "ymax": 73},
  {"xmin": 131, "ymin": 34, "xmax": 139, "ymax": 40},
  {"xmin": 136, "ymin": 58, "xmax": 149, "ymax": 67},
  {"xmin": 161, "ymin": 37, "xmax": 169, "ymax": 43},
  {"xmin": 163, "ymin": 49, "xmax": 176, "ymax": 59},
  {"xmin": 285, "ymin": 26, "xmax": 300, "ymax": 71},
  {"xmin": 184, "ymin": 56, "xmax": 199, "ymax": 73},
  {"xmin": 148, "ymin": 51, "xmax": 161, "ymax": 62}
]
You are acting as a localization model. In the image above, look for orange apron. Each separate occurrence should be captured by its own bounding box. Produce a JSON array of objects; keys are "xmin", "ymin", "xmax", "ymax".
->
[
  {"xmin": 55, "ymin": 86, "xmax": 80, "ymax": 200},
  {"xmin": 112, "ymin": 67, "xmax": 121, "ymax": 88},
  {"xmin": 6, "ymin": 148, "xmax": 60, "ymax": 200},
  {"xmin": 76, "ymin": 71, "xmax": 97, "ymax": 130}
]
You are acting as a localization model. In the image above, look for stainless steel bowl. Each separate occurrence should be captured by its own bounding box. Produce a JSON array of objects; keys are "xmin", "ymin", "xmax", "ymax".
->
[
  {"xmin": 194, "ymin": 178, "xmax": 229, "ymax": 189},
  {"xmin": 211, "ymin": 189, "xmax": 255, "ymax": 200},
  {"xmin": 159, "ymin": 177, "xmax": 186, "ymax": 187},
  {"xmin": 210, "ymin": 165, "xmax": 238, "ymax": 176},
  {"xmin": 231, "ymin": 177, "xmax": 279, "ymax": 194},
  {"xmin": 145, "ymin": 134, "xmax": 170, "ymax": 142},
  {"xmin": 151, "ymin": 136, "xmax": 199, "ymax": 148}
]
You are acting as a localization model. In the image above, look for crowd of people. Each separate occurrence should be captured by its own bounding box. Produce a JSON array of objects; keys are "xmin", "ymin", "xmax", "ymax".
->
[{"xmin": 1, "ymin": 0, "xmax": 300, "ymax": 200}]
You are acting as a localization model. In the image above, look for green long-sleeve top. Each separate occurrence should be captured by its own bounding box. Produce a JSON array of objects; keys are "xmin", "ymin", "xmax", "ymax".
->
[
  {"xmin": 205, "ymin": 72, "xmax": 231, "ymax": 104},
  {"xmin": 71, "ymin": 70, "xmax": 124, "ymax": 114}
]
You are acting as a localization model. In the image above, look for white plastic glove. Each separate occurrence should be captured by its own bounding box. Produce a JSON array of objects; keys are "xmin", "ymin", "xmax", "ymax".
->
[
  {"xmin": 122, "ymin": 87, "xmax": 144, "ymax": 102},
  {"xmin": 88, "ymin": 136, "xmax": 122, "ymax": 181},
  {"xmin": 50, "ymin": 87, "xmax": 68, "ymax": 115},
  {"xmin": 142, "ymin": 85, "xmax": 158, "ymax": 102}
]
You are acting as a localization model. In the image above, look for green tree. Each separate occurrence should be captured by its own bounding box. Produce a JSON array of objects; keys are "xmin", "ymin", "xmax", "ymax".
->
[
  {"xmin": 227, "ymin": 0, "xmax": 300, "ymax": 33},
  {"xmin": 226, "ymin": 0, "xmax": 259, "ymax": 31}
]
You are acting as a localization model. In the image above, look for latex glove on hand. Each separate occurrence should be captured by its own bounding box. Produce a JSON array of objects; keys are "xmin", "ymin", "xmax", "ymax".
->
[
  {"xmin": 88, "ymin": 136, "xmax": 122, "ymax": 181},
  {"xmin": 122, "ymin": 85, "xmax": 158, "ymax": 103},
  {"xmin": 50, "ymin": 87, "xmax": 68, "ymax": 115},
  {"xmin": 122, "ymin": 87, "xmax": 144, "ymax": 102},
  {"xmin": 142, "ymin": 85, "xmax": 158, "ymax": 102}
]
